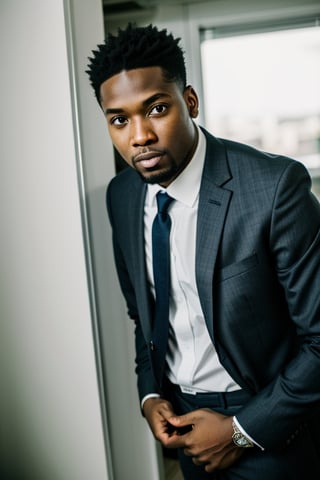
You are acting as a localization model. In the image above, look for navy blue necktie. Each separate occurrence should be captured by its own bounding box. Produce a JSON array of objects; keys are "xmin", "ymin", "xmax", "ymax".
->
[{"xmin": 151, "ymin": 192, "xmax": 174, "ymax": 386}]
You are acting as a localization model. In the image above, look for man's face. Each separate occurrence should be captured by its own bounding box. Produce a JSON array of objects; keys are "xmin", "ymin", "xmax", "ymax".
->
[{"xmin": 100, "ymin": 66, "xmax": 199, "ymax": 186}]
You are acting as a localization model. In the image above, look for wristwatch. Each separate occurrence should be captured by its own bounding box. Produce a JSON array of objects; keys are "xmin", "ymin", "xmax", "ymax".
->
[{"xmin": 232, "ymin": 420, "xmax": 254, "ymax": 448}]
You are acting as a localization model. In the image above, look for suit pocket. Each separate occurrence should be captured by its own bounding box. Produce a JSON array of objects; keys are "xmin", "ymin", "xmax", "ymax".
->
[{"xmin": 217, "ymin": 253, "xmax": 259, "ymax": 282}]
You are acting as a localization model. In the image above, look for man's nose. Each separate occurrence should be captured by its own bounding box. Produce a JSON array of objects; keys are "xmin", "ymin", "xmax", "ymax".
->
[{"xmin": 131, "ymin": 118, "xmax": 157, "ymax": 146}]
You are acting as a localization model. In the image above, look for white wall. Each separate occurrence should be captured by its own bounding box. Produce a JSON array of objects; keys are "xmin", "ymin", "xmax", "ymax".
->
[
  {"xmin": 0, "ymin": 1, "xmax": 110, "ymax": 479},
  {"xmin": 69, "ymin": 1, "xmax": 164, "ymax": 479}
]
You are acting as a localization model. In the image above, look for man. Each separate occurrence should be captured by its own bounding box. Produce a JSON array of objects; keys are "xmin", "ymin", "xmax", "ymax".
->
[{"xmin": 87, "ymin": 24, "xmax": 320, "ymax": 479}]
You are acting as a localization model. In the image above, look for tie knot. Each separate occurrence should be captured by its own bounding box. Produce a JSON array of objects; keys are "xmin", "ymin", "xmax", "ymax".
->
[{"xmin": 156, "ymin": 192, "xmax": 174, "ymax": 214}]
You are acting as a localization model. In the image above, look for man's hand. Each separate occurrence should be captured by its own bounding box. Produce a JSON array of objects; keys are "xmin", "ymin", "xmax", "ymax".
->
[
  {"xmin": 142, "ymin": 397, "xmax": 179, "ymax": 444},
  {"xmin": 164, "ymin": 409, "xmax": 244, "ymax": 472}
]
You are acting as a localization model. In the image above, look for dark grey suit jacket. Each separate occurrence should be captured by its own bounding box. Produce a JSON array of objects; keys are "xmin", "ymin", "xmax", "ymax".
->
[{"xmin": 106, "ymin": 127, "xmax": 320, "ymax": 451}]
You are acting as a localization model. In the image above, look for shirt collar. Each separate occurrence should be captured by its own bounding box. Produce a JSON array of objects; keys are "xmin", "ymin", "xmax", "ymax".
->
[{"xmin": 146, "ymin": 123, "xmax": 206, "ymax": 207}]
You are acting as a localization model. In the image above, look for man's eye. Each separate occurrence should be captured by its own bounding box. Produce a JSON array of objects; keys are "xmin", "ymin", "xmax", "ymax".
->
[
  {"xmin": 111, "ymin": 116, "xmax": 127, "ymax": 126},
  {"xmin": 150, "ymin": 104, "xmax": 167, "ymax": 115}
]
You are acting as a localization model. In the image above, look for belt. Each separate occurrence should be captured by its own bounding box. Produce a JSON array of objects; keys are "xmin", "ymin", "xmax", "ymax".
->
[{"xmin": 166, "ymin": 379, "xmax": 252, "ymax": 408}]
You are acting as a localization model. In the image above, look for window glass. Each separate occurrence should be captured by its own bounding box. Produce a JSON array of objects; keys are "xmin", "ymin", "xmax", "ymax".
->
[{"xmin": 201, "ymin": 26, "xmax": 320, "ymax": 198}]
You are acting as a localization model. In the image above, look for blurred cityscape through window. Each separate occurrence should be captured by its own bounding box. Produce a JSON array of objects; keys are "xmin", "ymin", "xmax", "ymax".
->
[{"xmin": 201, "ymin": 24, "xmax": 320, "ymax": 198}]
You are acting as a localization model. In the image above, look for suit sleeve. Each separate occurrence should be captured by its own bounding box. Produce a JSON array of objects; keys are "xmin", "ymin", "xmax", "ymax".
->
[
  {"xmin": 106, "ymin": 182, "xmax": 159, "ymax": 402},
  {"xmin": 236, "ymin": 161, "xmax": 320, "ymax": 450}
]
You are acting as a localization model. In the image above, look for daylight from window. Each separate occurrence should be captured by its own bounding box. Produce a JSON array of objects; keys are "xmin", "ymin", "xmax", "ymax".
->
[{"xmin": 201, "ymin": 26, "xmax": 320, "ymax": 197}]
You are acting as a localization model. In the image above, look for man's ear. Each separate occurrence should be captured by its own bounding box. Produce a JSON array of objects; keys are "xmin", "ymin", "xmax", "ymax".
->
[{"xmin": 184, "ymin": 85, "xmax": 199, "ymax": 118}]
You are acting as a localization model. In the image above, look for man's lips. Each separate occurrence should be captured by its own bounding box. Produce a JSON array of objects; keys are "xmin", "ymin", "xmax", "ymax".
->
[{"xmin": 134, "ymin": 151, "xmax": 164, "ymax": 169}]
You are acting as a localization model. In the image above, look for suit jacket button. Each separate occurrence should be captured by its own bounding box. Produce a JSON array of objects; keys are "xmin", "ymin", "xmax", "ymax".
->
[{"xmin": 150, "ymin": 341, "xmax": 155, "ymax": 351}]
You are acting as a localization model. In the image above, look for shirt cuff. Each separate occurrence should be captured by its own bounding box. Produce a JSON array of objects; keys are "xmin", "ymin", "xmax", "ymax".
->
[
  {"xmin": 141, "ymin": 393, "xmax": 161, "ymax": 411},
  {"xmin": 233, "ymin": 416, "xmax": 265, "ymax": 450}
]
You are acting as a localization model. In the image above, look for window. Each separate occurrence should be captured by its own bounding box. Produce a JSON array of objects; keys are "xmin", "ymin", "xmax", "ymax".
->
[{"xmin": 200, "ymin": 21, "xmax": 320, "ymax": 198}]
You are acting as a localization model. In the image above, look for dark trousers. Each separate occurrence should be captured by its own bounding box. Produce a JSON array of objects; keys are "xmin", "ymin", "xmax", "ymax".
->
[{"xmin": 164, "ymin": 381, "xmax": 320, "ymax": 480}]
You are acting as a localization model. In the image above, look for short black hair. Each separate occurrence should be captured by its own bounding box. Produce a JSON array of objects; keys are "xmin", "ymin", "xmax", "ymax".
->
[{"xmin": 86, "ymin": 23, "xmax": 187, "ymax": 104}]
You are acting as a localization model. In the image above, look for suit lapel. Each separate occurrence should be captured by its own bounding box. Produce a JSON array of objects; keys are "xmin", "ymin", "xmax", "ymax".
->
[
  {"xmin": 196, "ymin": 132, "xmax": 232, "ymax": 342},
  {"xmin": 127, "ymin": 179, "xmax": 153, "ymax": 340}
]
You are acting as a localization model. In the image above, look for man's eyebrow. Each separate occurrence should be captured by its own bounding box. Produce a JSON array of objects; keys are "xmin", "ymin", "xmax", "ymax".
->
[
  {"xmin": 142, "ymin": 92, "xmax": 170, "ymax": 107},
  {"xmin": 104, "ymin": 92, "xmax": 171, "ymax": 116},
  {"xmin": 104, "ymin": 107, "xmax": 124, "ymax": 116}
]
